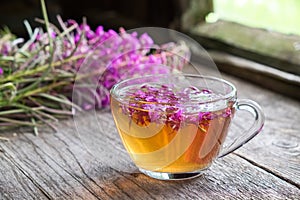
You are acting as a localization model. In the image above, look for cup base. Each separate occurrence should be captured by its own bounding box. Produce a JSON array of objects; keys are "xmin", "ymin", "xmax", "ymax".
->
[{"xmin": 139, "ymin": 168, "xmax": 204, "ymax": 180}]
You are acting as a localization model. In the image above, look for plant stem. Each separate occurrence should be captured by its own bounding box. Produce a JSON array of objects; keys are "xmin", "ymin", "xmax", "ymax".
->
[
  {"xmin": 0, "ymin": 55, "xmax": 85, "ymax": 83},
  {"xmin": 40, "ymin": 0, "xmax": 53, "ymax": 49}
]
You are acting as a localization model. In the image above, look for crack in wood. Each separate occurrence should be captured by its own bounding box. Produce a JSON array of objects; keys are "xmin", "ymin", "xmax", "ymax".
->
[
  {"xmin": 2, "ymin": 150, "xmax": 54, "ymax": 200},
  {"xmin": 24, "ymin": 135, "xmax": 107, "ymax": 200},
  {"xmin": 9, "ymin": 159, "xmax": 40, "ymax": 200},
  {"xmin": 17, "ymin": 139, "xmax": 76, "ymax": 197},
  {"xmin": 118, "ymin": 173, "xmax": 157, "ymax": 199},
  {"xmin": 53, "ymin": 134, "xmax": 114, "ymax": 199},
  {"xmin": 112, "ymin": 178, "xmax": 133, "ymax": 200}
]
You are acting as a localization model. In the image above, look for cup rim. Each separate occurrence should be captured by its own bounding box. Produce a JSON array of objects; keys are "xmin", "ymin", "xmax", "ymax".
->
[{"xmin": 110, "ymin": 73, "xmax": 237, "ymax": 107}]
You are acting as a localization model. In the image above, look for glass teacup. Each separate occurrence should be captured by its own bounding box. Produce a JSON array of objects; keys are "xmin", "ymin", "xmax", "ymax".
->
[{"xmin": 110, "ymin": 74, "xmax": 264, "ymax": 180}]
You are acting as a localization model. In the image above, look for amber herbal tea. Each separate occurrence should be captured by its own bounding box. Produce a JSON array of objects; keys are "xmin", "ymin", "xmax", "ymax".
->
[
  {"xmin": 110, "ymin": 83, "xmax": 235, "ymax": 173},
  {"xmin": 110, "ymin": 74, "xmax": 264, "ymax": 180}
]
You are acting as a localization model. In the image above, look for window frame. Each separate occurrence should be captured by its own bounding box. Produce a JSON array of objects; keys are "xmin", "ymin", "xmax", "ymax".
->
[{"xmin": 180, "ymin": 0, "xmax": 300, "ymax": 100}]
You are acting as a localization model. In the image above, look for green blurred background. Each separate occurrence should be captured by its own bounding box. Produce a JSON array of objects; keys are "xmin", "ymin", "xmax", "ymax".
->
[
  {"xmin": 0, "ymin": 0, "xmax": 299, "ymax": 36},
  {"xmin": 213, "ymin": 0, "xmax": 300, "ymax": 35}
]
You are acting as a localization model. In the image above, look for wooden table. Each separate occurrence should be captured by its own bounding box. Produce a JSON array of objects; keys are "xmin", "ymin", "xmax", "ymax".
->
[{"xmin": 0, "ymin": 71, "xmax": 299, "ymax": 199}]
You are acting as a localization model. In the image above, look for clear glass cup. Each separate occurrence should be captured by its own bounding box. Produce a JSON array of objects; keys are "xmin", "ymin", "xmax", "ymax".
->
[{"xmin": 110, "ymin": 74, "xmax": 265, "ymax": 180}]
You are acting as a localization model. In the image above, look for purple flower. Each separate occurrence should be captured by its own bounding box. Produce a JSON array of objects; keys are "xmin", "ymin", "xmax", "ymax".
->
[
  {"xmin": 199, "ymin": 112, "xmax": 214, "ymax": 121},
  {"xmin": 96, "ymin": 26, "xmax": 104, "ymax": 36},
  {"xmin": 118, "ymin": 82, "xmax": 235, "ymax": 134},
  {"xmin": 139, "ymin": 33, "xmax": 154, "ymax": 48},
  {"xmin": 0, "ymin": 44, "xmax": 9, "ymax": 56},
  {"xmin": 0, "ymin": 67, "xmax": 3, "ymax": 75},
  {"xmin": 222, "ymin": 107, "xmax": 232, "ymax": 118},
  {"xmin": 13, "ymin": 18, "xmax": 190, "ymax": 111}
]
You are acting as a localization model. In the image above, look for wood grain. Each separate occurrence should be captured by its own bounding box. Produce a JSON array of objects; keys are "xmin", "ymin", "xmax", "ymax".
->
[
  {"xmin": 190, "ymin": 20, "xmax": 300, "ymax": 76},
  {"xmin": 228, "ymin": 74, "xmax": 300, "ymax": 187},
  {"xmin": 1, "ymin": 114, "xmax": 299, "ymax": 200},
  {"xmin": 207, "ymin": 51, "xmax": 300, "ymax": 100},
  {"xmin": 0, "ymin": 72, "xmax": 300, "ymax": 199}
]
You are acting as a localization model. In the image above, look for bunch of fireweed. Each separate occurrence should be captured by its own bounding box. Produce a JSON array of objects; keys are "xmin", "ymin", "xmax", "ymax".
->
[{"xmin": 0, "ymin": 14, "xmax": 190, "ymax": 135}]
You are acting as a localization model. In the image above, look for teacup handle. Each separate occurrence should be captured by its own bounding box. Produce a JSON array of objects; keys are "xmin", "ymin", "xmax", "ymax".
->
[{"xmin": 218, "ymin": 99, "xmax": 265, "ymax": 158}]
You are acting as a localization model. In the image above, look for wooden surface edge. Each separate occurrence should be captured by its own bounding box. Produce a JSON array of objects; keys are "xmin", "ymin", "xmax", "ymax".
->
[
  {"xmin": 188, "ymin": 21, "xmax": 300, "ymax": 76},
  {"xmin": 208, "ymin": 50, "xmax": 300, "ymax": 100}
]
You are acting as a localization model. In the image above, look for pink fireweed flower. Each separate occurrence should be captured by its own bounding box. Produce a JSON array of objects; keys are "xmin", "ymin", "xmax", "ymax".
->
[
  {"xmin": 16, "ymin": 17, "xmax": 191, "ymax": 110},
  {"xmin": 120, "ymin": 84, "xmax": 233, "ymax": 131},
  {"xmin": 0, "ymin": 42, "xmax": 12, "ymax": 56}
]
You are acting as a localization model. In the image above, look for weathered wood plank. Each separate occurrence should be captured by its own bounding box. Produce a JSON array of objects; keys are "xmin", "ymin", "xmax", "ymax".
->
[
  {"xmin": 226, "ymin": 74, "xmax": 300, "ymax": 187},
  {"xmin": 1, "ymin": 85, "xmax": 300, "ymax": 200},
  {"xmin": 189, "ymin": 20, "xmax": 300, "ymax": 76},
  {"xmin": 0, "ymin": 152, "xmax": 49, "ymax": 200},
  {"xmin": 206, "ymin": 51, "xmax": 300, "ymax": 100},
  {"xmin": 0, "ymin": 69, "xmax": 300, "ymax": 199},
  {"xmin": 0, "ymin": 115, "xmax": 299, "ymax": 200},
  {"xmin": 0, "ymin": 131, "xmax": 105, "ymax": 200}
]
